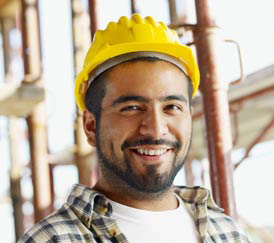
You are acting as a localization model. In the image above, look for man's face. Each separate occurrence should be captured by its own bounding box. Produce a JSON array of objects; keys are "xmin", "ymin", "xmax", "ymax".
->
[{"xmin": 84, "ymin": 60, "xmax": 192, "ymax": 195}]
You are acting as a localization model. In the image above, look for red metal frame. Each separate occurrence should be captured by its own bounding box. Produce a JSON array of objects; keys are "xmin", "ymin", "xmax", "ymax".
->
[{"xmin": 194, "ymin": 0, "xmax": 236, "ymax": 217}]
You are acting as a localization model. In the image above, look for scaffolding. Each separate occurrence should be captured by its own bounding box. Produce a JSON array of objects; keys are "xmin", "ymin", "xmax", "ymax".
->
[{"xmin": 0, "ymin": 0, "xmax": 274, "ymax": 241}]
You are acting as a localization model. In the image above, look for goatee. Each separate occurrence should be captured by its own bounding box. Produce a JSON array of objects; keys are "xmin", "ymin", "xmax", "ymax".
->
[{"xmin": 96, "ymin": 135, "xmax": 190, "ymax": 199}]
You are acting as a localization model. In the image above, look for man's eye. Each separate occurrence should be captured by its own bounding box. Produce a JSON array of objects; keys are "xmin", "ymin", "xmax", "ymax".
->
[
  {"xmin": 121, "ymin": 105, "xmax": 140, "ymax": 111},
  {"xmin": 164, "ymin": 104, "xmax": 182, "ymax": 111}
]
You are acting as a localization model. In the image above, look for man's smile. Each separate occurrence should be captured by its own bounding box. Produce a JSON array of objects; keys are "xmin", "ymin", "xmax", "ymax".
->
[{"xmin": 128, "ymin": 146, "xmax": 174, "ymax": 164}]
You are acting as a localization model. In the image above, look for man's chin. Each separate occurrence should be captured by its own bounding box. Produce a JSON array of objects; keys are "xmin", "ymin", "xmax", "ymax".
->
[
  {"xmin": 121, "ymin": 180, "xmax": 173, "ymax": 200},
  {"xmin": 121, "ymin": 170, "xmax": 175, "ymax": 194},
  {"xmin": 97, "ymin": 145, "xmax": 186, "ymax": 199}
]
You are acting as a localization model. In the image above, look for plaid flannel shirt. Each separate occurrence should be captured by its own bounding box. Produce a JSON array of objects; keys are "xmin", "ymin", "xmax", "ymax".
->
[{"xmin": 18, "ymin": 184, "xmax": 252, "ymax": 243}]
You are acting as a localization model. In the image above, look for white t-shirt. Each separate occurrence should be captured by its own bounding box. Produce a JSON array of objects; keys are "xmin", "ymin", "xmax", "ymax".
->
[{"xmin": 107, "ymin": 195, "xmax": 200, "ymax": 243}]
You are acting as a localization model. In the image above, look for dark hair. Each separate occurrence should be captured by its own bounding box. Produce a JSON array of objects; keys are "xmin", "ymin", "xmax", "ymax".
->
[{"xmin": 85, "ymin": 57, "xmax": 193, "ymax": 121}]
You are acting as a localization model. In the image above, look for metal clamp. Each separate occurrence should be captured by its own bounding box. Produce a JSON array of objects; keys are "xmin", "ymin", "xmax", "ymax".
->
[{"xmin": 225, "ymin": 39, "xmax": 245, "ymax": 85}]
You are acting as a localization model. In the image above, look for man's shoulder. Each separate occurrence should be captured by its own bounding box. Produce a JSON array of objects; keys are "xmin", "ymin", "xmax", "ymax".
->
[
  {"xmin": 17, "ymin": 203, "xmax": 95, "ymax": 243},
  {"xmin": 175, "ymin": 186, "xmax": 252, "ymax": 242},
  {"xmin": 207, "ymin": 208, "xmax": 252, "ymax": 242}
]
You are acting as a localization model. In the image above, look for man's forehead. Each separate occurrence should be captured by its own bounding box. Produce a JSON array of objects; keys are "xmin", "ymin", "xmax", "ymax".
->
[
  {"xmin": 101, "ymin": 62, "xmax": 190, "ymax": 107},
  {"xmin": 106, "ymin": 60, "xmax": 188, "ymax": 87},
  {"xmin": 105, "ymin": 59, "xmax": 189, "ymax": 79},
  {"xmin": 87, "ymin": 52, "xmax": 189, "ymax": 88}
]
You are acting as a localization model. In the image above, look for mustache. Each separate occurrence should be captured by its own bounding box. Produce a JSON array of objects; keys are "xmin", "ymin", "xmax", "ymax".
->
[{"xmin": 121, "ymin": 138, "xmax": 181, "ymax": 151}]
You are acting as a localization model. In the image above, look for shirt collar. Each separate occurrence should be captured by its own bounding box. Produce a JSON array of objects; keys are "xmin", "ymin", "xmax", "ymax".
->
[
  {"xmin": 67, "ymin": 184, "xmax": 113, "ymax": 228},
  {"xmin": 174, "ymin": 185, "xmax": 223, "ymax": 212},
  {"xmin": 66, "ymin": 184, "xmax": 223, "ymax": 229},
  {"xmin": 174, "ymin": 185, "xmax": 224, "ymax": 240}
]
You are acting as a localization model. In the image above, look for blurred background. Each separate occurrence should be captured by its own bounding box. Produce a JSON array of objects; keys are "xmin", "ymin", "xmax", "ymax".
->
[{"xmin": 0, "ymin": 0, "xmax": 273, "ymax": 242}]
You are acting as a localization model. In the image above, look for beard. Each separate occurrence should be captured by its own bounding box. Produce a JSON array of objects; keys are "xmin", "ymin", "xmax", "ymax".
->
[{"xmin": 96, "ymin": 131, "xmax": 191, "ymax": 199}]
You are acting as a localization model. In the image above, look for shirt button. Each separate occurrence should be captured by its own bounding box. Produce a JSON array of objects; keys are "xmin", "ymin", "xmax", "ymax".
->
[
  {"xmin": 109, "ymin": 229, "xmax": 117, "ymax": 236},
  {"xmin": 100, "ymin": 207, "xmax": 108, "ymax": 214}
]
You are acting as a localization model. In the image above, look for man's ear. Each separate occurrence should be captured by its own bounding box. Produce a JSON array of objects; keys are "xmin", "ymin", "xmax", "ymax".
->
[{"xmin": 83, "ymin": 110, "xmax": 97, "ymax": 147}]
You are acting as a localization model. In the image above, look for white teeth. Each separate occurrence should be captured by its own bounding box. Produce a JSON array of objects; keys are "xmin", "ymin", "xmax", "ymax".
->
[
  {"xmin": 136, "ymin": 148, "xmax": 168, "ymax": 156},
  {"xmin": 149, "ymin": 150, "xmax": 154, "ymax": 155},
  {"xmin": 155, "ymin": 150, "xmax": 161, "ymax": 156}
]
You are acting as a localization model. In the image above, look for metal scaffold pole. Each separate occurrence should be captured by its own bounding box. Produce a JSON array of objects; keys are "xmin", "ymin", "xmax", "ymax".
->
[
  {"xmin": 194, "ymin": 0, "xmax": 236, "ymax": 217},
  {"xmin": 71, "ymin": 0, "xmax": 95, "ymax": 186},
  {"xmin": 1, "ymin": 18, "xmax": 12, "ymax": 75},
  {"xmin": 88, "ymin": 0, "xmax": 98, "ymax": 39},
  {"xmin": 1, "ymin": 17, "xmax": 25, "ymax": 239},
  {"xmin": 8, "ymin": 118, "xmax": 25, "ymax": 240},
  {"xmin": 20, "ymin": 0, "xmax": 53, "ymax": 222},
  {"xmin": 130, "ymin": 0, "xmax": 140, "ymax": 14},
  {"xmin": 168, "ymin": 0, "xmax": 178, "ymax": 24}
]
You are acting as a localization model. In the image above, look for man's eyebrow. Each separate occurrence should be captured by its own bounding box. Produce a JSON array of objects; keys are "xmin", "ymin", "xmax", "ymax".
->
[
  {"xmin": 159, "ymin": 95, "xmax": 188, "ymax": 103},
  {"xmin": 111, "ymin": 95, "xmax": 149, "ymax": 106}
]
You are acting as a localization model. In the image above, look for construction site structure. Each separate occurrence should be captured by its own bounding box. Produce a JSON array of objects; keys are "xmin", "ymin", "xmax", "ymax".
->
[
  {"xmin": 21, "ymin": 0, "xmax": 53, "ymax": 223},
  {"xmin": 0, "ymin": 0, "xmax": 273, "ymax": 241}
]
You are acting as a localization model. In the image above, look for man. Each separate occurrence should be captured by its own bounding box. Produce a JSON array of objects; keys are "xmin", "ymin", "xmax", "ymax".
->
[{"xmin": 18, "ymin": 14, "xmax": 251, "ymax": 243}]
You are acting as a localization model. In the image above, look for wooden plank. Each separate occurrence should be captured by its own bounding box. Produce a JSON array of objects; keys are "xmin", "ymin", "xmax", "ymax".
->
[{"xmin": 0, "ymin": 82, "xmax": 44, "ymax": 116}]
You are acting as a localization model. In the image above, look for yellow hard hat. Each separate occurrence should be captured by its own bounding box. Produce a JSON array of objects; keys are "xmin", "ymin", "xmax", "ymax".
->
[{"xmin": 75, "ymin": 14, "xmax": 200, "ymax": 111}]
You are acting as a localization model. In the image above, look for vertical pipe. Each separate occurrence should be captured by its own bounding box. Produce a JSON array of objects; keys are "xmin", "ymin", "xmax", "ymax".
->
[
  {"xmin": 49, "ymin": 164, "xmax": 55, "ymax": 204},
  {"xmin": 71, "ymin": 0, "xmax": 94, "ymax": 185},
  {"xmin": 71, "ymin": 0, "xmax": 91, "ymax": 74},
  {"xmin": 2, "ymin": 18, "xmax": 25, "ymax": 238},
  {"xmin": 0, "ymin": 18, "xmax": 12, "ymax": 75},
  {"xmin": 194, "ymin": 0, "xmax": 236, "ymax": 217},
  {"xmin": 1, "ymin": 14, "xmax": 34, "ymax": 240},
  {"xmin": 168, "ymin": 0, "xmax": 178, "ymax": 24},
  {"xmin": 26, "ymin": 109, "xmax": 53, "ymax": 223},
  {"xmin": 1, "ymin": 16, "xmax": 25, "ymax": 239},
  {"xmin": 130, "ymin": 0, "xmax": 139, "ymax": 14},
  {"xmin": 88, "ymin": 0, "xmax": 98, "ymax": 39},
  {"xmin": 20, "ymin": 0, "xmax": 53, "ymax": 222},
  {"xmin": 8, "ymin": 118, "xmax": 25, "ymax": 240},
  {"xmin": 21, "ymin": 0, "xmax": 42, "ymax": 81},
  {"xmin": 184, "ymin": 158, "xmax": 195, "ymax": 185}
]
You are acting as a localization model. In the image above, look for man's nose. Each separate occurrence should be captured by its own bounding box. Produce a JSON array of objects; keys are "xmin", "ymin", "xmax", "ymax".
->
[{"xmin": 139, "ymin": 109, "xmax": 168, "ymax": 138}]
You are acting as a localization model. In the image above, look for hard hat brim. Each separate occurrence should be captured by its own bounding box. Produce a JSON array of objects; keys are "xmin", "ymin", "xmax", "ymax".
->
[{"xmin": 75, "ymin": 42, "xmax": 200, "ymax": 111}]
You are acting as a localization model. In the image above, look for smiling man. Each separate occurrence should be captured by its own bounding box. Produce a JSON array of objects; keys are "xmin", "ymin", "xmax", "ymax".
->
[
  {"xmin": 87, "ymin": 59, "xmax": 192, "ymax": 206},
  {"xmin": 18, "ymin": 14, "xmax": 252, "ymax": 243}
]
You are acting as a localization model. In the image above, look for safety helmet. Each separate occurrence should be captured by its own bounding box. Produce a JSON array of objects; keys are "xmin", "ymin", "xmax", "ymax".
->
[{"xmin": 75, "ymin": 14, "xmax": 200, "ymax": 111}]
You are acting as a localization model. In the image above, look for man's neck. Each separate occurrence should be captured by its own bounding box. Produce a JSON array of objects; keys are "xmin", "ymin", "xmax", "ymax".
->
[{"xmin": 93, "ymin": 180, "xmax": 179, "ymax": 211}]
